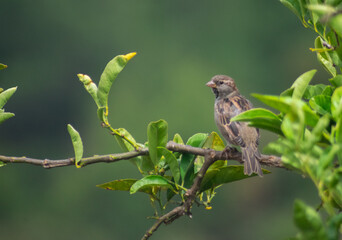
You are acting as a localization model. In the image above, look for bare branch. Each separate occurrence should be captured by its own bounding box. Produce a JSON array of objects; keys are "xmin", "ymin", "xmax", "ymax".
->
[
  {"xmin": 0, "ymin": 149, "xmax": 148, "ymax": 168},
  {"xmin": 141, "ymin": 206, "xmax": 184, "ymax": 240}
]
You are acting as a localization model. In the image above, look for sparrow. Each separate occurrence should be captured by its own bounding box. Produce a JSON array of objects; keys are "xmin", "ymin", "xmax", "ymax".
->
[{"xmin": 206, "ymin": 75, "xmax": 263, "ymax": 177}]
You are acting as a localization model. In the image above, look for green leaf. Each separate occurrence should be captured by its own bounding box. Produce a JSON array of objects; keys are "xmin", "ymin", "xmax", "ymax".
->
[
  {"xmin": 157, "ymin": 147, "xmax": 180, "ymax": 184},
  {"xmin": 0, "ymin": 63, "xmax": 7, "ymax": 70},
  {"xmin": 331, "ymin": 86, "xmax": 342, "ymax": 120},
  {"xmin": 97, "ymin": 52, "xmax": 136, "ymax": 110},
  {"xmin": 292, "ymin": 70, "xmax": 317, "ymax": 100},
  {"xmin": 231, "ymin": 108, "xmax": 283, "ymax": 135},
  {"xmin": 97, "ymin": 106, "xmax": 108, "ymax": 123},
  {"xmin": 147, "ymin": 119, "xmax": 168, "ymax": 166},
  {"xmin": 327, "ymin": 212, "xmax": 342, "ymax": 240},
  {"xmin": 0, "ymin": 87, "xmax": 17, "ymax": 109},
  {"xmin": 329, "ymin": 75, "xmax": 342, "ymax": 87},
  {"xmin": 281, "ymin": 110, "xmax": 305, "ymax": 142},
  {"xmin": 329, "ymin": 14, "xmax": 342, "ymax": 39},
  {"xmin": 96, "ymin": 178, "xmax": 152, "ymax": 194},
  {"xmin": 307, "ymin": 4, "xmax": 335, "ymax": 18},
  {"xmin": 314, "ymin": 37, "xmax": 336, "ymax": 77},
  {"xmin": 0, "ymin": 112, "xmax": 15, "ymax": 124},
  {"xmin": 331, "ymin": 181, "xmax": 342, "ymax": 208},
  {"xmin": 200, "ymin": 166, "xmax": 270, "ymax": 193},
  {"xmin": 130, "ymin": 175, "xmax": 174, "ymax": 194},
  {"xmin": 327, "ymin": 30, "xmax": 342, "ymax": 65},
  {"xmin": 139, "ymin": 155, "xmax": 155, "ymax": 173},
  {"xmin": 0, "ymin": 161, "xmax": 6, "ymax": 167},
  {"xmin": 325, "ymin": 0, "xmax": 342, "ymax": 6},
  {"xmin": 97, "ymin": 179, "xmax": 138, "ymax": 191},
  {"xmin": 263, "ymin": 137, "xmax": 290, "ymax": 155},
  {"xmin": 167, "ymin": 188, "xmax": 176, "ymax": 201},
  {"xmin": 307, "ymin": 2, "xmax": 320, "ymax": 28},
  {"xmin": 322, "ymin": 86, "xmax": 334, "ymax": 96},
  {"xmin": 96, "ymin": 179, "xmax": 154, "ymax": 196},
  {"xmin": 67, "ymin": 124, "xmax": 84, "ymax": 168},
  {"xmin": 232, "ymin": 108, "xmax": 281, "ymax": 122},
  {"xmin": 78, "ymin": 74, "xmax": 99, "ymax": 107},
  {"xmin": 318, "ymin": 144, "xmax": 340, "ymax": 174},
  {"xmin": 280, "ymin": 87, "xmax": 294, "ymax": 97},
  {"xmin": 304, "ymin": 114, "xmax": 330, "ymax": 151},
  {"xmin": 293, "ymin": 200, "xmax": 327, "ymax": 239},
  {"xmin": 172, "ymin": 133, "xmax": 184, "ymax": 158},
  {"xmin": 114, "ymin": 128, "xmax": 153, "ymax": 172},
  {"xmin": 173, "ymin": 133, "xmax": 184, "ymax": 145},
  {"xmin": 194, "ymin": 132, "xmax": 226, "ymax": 173},
  {"xmin": 303, "ymin": 84, "xmax": 326, "ymax": 99},
  {"xmin": 201, "ymin": 132, "xmax": 225, "ymax": 151},
  {"xmin": 253, "ymin": 94, "xmax": 292, "ymax": 112},
  {"xmin": 248, "ymin": 121, "xmax": 284, "ymax": 136},
  {"xmin": 309, "ymin": 95, "xmax": 331, "ymax": 115},
  {"xmin": 253, "ymin": 94, "xmax": 319, "ymax": 127},
  {"xmin": 180, "ymin": 133, "xmax": 208, "ymax": 184},
  {"xmin": 115, "ymin": 128, "xmax": 137, "ymax": 152},
  {"xmin": 280, "ymin": 0, "xmax": 308, "ymax": 27}
]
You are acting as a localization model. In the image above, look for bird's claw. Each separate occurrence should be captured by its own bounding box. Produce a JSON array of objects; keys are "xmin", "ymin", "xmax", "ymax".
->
[{"xmin": 222, "ymin": 146, "xmax": 238, "ymax": 159}]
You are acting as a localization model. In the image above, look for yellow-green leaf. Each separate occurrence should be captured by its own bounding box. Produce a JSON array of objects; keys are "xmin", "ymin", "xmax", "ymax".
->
[
  {"xmin": 78, "ymin": 74, "xmax": 99, "ymax": 107},
  {"xmin": 0, "ymin": 63, "xmax": 7, "ymax": 70},
  {"xmin": 97, "ymin": 52, "xmax": 136, "ymax": 110},
  {"xmin": 0, "ymin": 112, "xmax": 15, "ymax": 124},
  {"xmin": 0, "ymin": 87, "xmax": 17, "ymax": 109},
  {"xmin": 67, "ymin": 124, "xmax": 84, "ymax": 168}
]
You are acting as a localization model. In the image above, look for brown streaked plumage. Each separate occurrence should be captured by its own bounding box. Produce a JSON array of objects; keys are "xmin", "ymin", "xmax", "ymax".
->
[{"xmin": 206, "ymin": 75, "xmax": 263, "ymax": 177}]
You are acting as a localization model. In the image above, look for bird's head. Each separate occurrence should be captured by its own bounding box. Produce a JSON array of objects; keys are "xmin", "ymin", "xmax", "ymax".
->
[{"xmin": 206, "ymin": 75, "xmax": 238, "ymax": 98}]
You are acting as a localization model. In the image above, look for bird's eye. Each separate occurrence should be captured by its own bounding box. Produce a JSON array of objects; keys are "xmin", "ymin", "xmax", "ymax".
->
[{"xmin": 218, "ymin": 81, "xmax": 224, "ymax": 85}]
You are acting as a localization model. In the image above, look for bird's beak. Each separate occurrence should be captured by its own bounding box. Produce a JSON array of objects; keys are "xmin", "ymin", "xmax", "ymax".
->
[{"xmin": 206, "ymin": 80, "xmax": 216, "ymax": 88}]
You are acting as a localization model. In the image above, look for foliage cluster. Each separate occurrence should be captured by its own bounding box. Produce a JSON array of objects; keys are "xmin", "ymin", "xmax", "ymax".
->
[{"xmin": 234, "ymin": 0, "xmax": 342, "ymax": 238}]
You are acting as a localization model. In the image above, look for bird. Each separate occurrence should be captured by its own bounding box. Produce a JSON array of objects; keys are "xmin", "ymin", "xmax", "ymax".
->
[{"xmin": 206, "ymin": 75, "xmax": 263, "ymax": 177}]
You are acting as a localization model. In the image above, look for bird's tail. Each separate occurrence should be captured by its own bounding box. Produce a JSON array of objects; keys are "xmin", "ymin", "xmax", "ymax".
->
[{"xmin": 242, "ymin": 146, "xmax": 263, "ymax": 177}]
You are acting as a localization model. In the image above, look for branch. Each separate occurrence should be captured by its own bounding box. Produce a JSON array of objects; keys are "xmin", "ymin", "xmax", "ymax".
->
[
  {"xmin": 0, "ymin": 149, "xmax": 148, "ymax": 168},
  {"xmin": 166, "ymin": 141, "xmax": 284, "ymax": 168},
  {"xmin": 0, "ymin": 141, "xmax": 283, "ymax": 169}
]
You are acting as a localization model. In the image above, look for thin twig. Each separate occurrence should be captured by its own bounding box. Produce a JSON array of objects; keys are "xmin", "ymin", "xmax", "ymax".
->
[
  {"xmin": 141, "ymin": 206, "xmax": 184, "ymax": 240},
  {"xmin": 0, "ymin": 149, "xmax": 148, "ymax": 168}
]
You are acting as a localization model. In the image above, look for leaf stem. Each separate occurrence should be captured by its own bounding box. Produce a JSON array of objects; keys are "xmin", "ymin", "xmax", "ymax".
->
[{"xmin": 104, "ymin": 122, "xmax": 140, "ymax": 150}]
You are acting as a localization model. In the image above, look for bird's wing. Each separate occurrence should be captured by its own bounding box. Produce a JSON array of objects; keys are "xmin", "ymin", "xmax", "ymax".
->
[{"xmin": 215, "ymin": 95, "xmax": 252, "ymax": 147}]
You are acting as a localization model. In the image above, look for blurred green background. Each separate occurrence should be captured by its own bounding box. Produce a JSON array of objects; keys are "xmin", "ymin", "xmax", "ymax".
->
[{"xmin": 0, "ymin": 1, "xmax": 329, "ymax": 239}]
